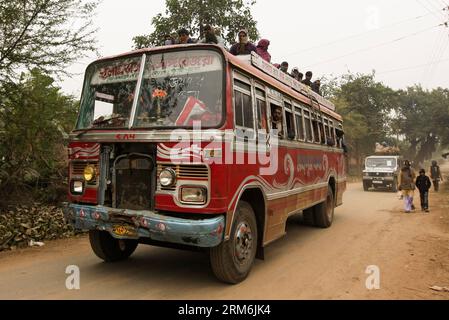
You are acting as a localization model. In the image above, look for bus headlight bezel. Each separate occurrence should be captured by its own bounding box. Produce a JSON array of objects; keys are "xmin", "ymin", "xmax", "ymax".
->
[
  {"xmin": 180, "ymin": 187, "xmax": 207, "ymax": 204},
  {"xmin": 159, "ymin": 168, "xmax": 177, "ymax": 188},
  {"xmin": 70, "ymin": 180, "xmax": 84, "ymax": 195}
]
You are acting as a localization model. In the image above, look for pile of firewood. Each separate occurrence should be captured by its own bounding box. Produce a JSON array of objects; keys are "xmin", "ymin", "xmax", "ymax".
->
[{"xmin": 0, "ymin": 204, "xmax": 78, "ymax": 251}]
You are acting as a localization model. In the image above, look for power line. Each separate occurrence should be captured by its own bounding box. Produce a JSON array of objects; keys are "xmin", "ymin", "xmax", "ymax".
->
[
  {"xmin": 284, "ymin": 11, "xmax": 439, "ymax": 58},
  {"xmin": 377, "ymin": 56, "xmax": 449, "ymax": 75},
  {"xmin": 426, "ymin": 37, "xmax": 449, "ymax": 84},
  {"xmin": 416, "ymin": 0, "xmax": 447, "ymax": 21},
  {"xmin": 304, "ymin": 24, "xmax": 443, "ymax": 69},
  {"xmin": 421, "ymin": 28, "xmax": 447, "ymax": 81}
]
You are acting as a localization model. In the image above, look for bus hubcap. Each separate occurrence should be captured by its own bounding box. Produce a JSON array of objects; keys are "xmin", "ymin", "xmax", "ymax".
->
[{"xmin": 234, "ymin": 222, "xmax": 253, "ymax": 264}]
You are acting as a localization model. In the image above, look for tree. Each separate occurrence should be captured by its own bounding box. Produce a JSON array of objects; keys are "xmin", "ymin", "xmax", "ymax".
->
[
  {"xmin": 331, "ymin": 73, "xmax": 398, "ymax": 172},
  {"xmin": 0, "ymin": 0, "xmax": 98, "ymax": 83},
  {"xmin": 133, "ymin": 0, "xmax": 259, "ymax": 48},
  {"xmin": 395, "ymin": 86, "xmax": 449, "ymax": 164},
  {"xmin": 0, "ymin": 69, "xmax": 78, "ymax": 199}
]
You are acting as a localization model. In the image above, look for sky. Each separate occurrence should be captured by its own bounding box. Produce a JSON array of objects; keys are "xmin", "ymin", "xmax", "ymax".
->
[{"xmin": 60, "ymin": 0, "xmax": 449, "ymax": 97}]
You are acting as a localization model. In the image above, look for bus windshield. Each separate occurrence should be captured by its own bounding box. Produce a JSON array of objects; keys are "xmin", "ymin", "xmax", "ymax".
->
[
  {"xmin": 134, "ymin": 50, "xmax": 223, "ymax": 128},
  {"xmin": 366, "ymin": 158, "xmax": 397, "ymax": 168},
  {"xmin": 76, "ymin": 55, "xmax": 141, "ymax": 129},
  {"xmin": 76, "ymin": 49, "xmax": 224, "ymax": 130}
]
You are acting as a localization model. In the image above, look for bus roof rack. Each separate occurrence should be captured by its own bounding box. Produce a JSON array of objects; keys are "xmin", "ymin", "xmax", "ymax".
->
[{"xmin": 250, "ymin": 52, "xmax": 336, "ymax": 112}]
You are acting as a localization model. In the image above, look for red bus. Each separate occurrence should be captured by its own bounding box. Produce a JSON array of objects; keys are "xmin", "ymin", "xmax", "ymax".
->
[{"xmin": 64, "ymin": 44, "xmax": 347, "ymax": 284}]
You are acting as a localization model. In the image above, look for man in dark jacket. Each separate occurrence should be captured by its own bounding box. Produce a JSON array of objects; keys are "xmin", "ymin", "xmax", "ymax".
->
[
  {"xmin": 430, "ymin": 160, "xmax": 443, "ymax": 192},
  {"xmin": 229, "ymin": 29, "xmax": 257, "ymax": 56},
  {"xmin": 416, "ymin": 169, "xmax": 432, "ymax": 213}
]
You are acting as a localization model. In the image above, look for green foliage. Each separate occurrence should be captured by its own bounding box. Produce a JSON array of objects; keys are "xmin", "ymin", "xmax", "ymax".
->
[
  {"xmin": 331, "ymin": 73, "xmax": 398, "ymax": 169},
  {"xmin": 395, "ymin": 86, "xmax": 449, "ymax": 163},
  {"xmin": 133, "ymin": 0, "xmax": 259, "ymax": 48},
  {"xmin": 0, "ymin": 0, "xmax": 98, "ymax": 82},
  {"xmin": 0, "ymin": 70, "xmax": 78, "ymax": 201},
  {"xmin": 330, "ymin": 72, "xmax": 449, "ymax": 170}
]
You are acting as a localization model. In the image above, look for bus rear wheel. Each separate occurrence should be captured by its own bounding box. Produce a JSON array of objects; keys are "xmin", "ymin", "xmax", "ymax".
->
[
  {"xmin": 210, "ymin": 201, "xmax": 258, "ymax": 284},
  {"xmin": 89, "ymin": 230, "xmax": 138, "ymax": 262},
  {"xmin": 314, "ymin": 188, "xmax": 335, "ymax": 229},
  {"xmin": 302, "ymin": 208, "xmax": 315, "ymax": 226}
]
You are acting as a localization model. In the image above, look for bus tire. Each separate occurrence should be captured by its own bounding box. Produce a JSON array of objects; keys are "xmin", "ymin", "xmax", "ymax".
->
[
  {"xmin": 210, "ymin": 201, "xmax": 258, "ymax": 284},
  {"xmin": 314, "ymin": 188, "xmax": 335, "ymax": 229},
  {"xmin": 89, "ymin": 230, "xmax": 138, "ymax": 262},
  {"xmin": 302, "ymin": 208, "xmax": 315, "ymax": 226}
]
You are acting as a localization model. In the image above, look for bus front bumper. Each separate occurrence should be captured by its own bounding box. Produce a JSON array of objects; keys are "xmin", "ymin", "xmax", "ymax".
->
[{"xmin": 63, "ymin": 203, "xmax": 225, "ymax": 248}]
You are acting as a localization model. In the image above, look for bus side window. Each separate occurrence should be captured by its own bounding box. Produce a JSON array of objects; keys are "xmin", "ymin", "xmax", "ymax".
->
[
  {"xmin": 285, "ymin": 110, "xmax": 295, "ymax": 140},
  {"xmin": 270, "ymin": 103, "xmax": 284, "ymax": 139},
  {"xmin": 336, "ymin": 125, "xmax": 346, "ymax": 151},
  {"xmin": 255, "ymin": 88, "xmax": 268, "ymax": 132},
  {"xmin": 234, "ymin": 79, "xmax": 254, "ymax": 139},
  {"xmin": 318, "ymin": 116, "xmax": 325, "ymax": 144},
  {"xmin": 303, "ymin": 110, "xmax": 313, "ymax": 142},
  {"xmin": 295, "ymin": 107, "xmax": 305, "ymax": 141},
  {"xmin": 329, "ymin": 121, "xmax": 336, "ymax": 147},
  {"xmin": 284, "ymin": 102, "xmax": 295, "ymax": 140},
  {"xmin": 312, "ymin": 117, "xmax": 320, "ymax": 144}
]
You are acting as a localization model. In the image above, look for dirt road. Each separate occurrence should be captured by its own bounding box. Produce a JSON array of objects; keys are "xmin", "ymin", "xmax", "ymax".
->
[{"xmin": 1, "ymin": 172, "xmax": 449, "ymax": 300}]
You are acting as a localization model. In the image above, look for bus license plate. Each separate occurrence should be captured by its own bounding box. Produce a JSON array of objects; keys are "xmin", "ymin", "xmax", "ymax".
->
[{"xmin": 112, "ymin": 225, "xmax": 137, "ymax": 238}]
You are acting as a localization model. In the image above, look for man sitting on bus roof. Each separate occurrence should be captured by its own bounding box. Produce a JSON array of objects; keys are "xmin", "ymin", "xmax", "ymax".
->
[
  {"xmin": 291, "ymin": 68, "xmax": 303, "ymax": 81},
  {"xmin": 229, "ymin": 29, "xmax": 257, "ymax": 56},
  {"xmin": 312, "ymin": 79, "xmax": 321, "ymax": 95},
  {"xmin": 280, "ymin": 61, "xmax": 289, "ymax": 74},
  {"xmin": 178, "ymin": 28, "xmax": 195, "ymax": 44},
  {"xmin": 302, "ymin": 71, "xmax": 313, "ymax": 87}
]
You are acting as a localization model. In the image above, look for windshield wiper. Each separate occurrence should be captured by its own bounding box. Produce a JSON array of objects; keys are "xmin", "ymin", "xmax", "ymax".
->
[{"xmin": 75, "ymin": 116, "xmax": 125, "ymax": 138}]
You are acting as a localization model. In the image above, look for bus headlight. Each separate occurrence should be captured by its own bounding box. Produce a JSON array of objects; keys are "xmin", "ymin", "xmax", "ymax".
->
[
  {"xmin": 83, "ymin": 165, "xmax": 96, "ymax": 182},
  {"xmin": 160, "ymin": 168, "xmax": 177, "ymax": 187},
  {"xmin": 181, "ymin": 187, "xmax": 207, "ymax": 204},
  {"xmin": 71, "ymin": 181, "xmax": 84, "ymax": 195}
]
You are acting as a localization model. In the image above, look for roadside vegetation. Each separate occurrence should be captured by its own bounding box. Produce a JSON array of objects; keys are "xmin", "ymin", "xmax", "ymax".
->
[{"xmin": 0, "ymin": 0, "xmax": 448, "ymax": 250}]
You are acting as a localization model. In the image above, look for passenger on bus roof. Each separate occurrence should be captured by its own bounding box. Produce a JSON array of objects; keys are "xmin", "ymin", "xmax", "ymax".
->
[
  {"xmin": 280, "ymin": 61, "xmax": 289, "ymax": 74},
  {"xmin": 199, "ymin": 25, "xmax": 225, "ymax": 47},
  {"xmin": 229, "ymin": 29, "xmax": 257, "ymax": 56},
  {"xmin": 271, "ymin": 106, "xmax": 284, "ymax": 138},
  {"xmin": 163, "ymin": 34, "xmax": 176, "ymax": 46},
  {"xmin": 291, "ymin": 68, "xmax": 302, "ymax": 81},
  {"xmin": 178, "ymin": 28, "xmax": 195, "ymax": 44},
  {"xmin": 256, "ymin": 39, "xmax": 271, "ymax": 62},
  {"xmin": 312, "ymin": 80, "xmax": 321, "ymax": 95},
  {"xmin": 302, "ymin": 71, "xmax": 313, "ymax": 87}
]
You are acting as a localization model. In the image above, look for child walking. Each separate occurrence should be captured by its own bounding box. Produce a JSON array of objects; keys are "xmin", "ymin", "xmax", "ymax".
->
[{"xmin": 415, "ymin": 169, "xmax": 432, "ymax": 213}]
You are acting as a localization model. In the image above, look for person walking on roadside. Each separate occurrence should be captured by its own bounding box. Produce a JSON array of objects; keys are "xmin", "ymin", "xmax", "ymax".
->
[
  {"xmin": 416, "ymin": 169, "xmax": 432, "ymax": 213},
  {"xmin": 398, "ymin": 160, "xmax": 416, "ymax": 213},
  {"xmin": 430, "ymin": 160, "xmax": 443, "ymax": 192}
]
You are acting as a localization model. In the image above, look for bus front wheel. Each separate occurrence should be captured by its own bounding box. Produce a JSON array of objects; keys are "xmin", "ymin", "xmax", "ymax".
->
[
  {"xmin": 89, "ymin": 230, "xmax": 138, "ymax": 262},
  {"xmin": 210, "ymin": 201, "xmax": 258, "ymax": 284}
]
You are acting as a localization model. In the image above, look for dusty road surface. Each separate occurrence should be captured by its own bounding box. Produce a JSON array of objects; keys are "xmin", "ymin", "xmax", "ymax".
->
[{"xmin": 1, "ymin": 170, "xmax": 449, "ymax": 300}]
